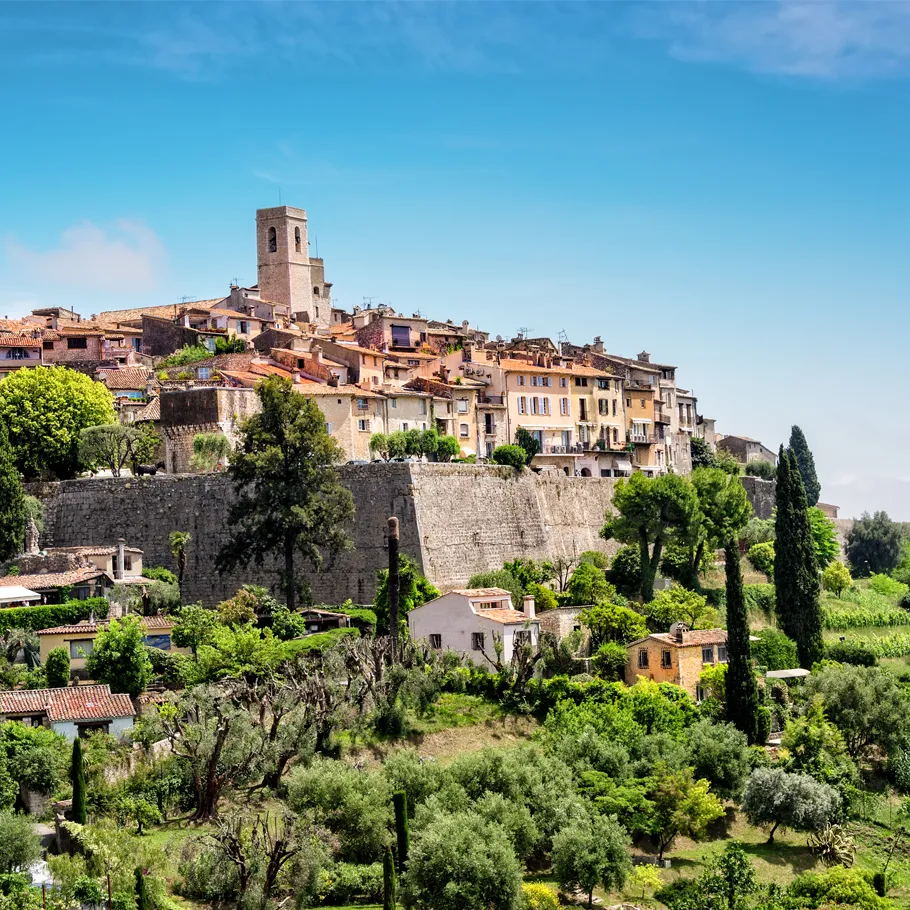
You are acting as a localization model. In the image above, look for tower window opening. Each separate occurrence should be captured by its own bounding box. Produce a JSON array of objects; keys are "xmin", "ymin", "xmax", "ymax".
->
[
  {"xmin": 313, "ymin": 286, "xmax": 320, "ymax": 297},
  {"xmin": 295, "ymin": 227, "xmax": 301, "ymax": 252},
  {"xmin": 268, "ymin": 226, "xmax": 277, "ymax": 253}
]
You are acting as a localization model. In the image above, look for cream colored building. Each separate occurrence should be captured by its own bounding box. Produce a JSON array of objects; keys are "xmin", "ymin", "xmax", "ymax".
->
[{"xmin": 625, "ymin": 627, "xmax": 728, "ymax": 700}]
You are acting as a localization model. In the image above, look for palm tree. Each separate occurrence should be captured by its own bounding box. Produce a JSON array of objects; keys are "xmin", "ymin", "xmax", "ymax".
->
[{"xmin": 169, "ymin": 531, "xmax": 190, "ymax": 586}]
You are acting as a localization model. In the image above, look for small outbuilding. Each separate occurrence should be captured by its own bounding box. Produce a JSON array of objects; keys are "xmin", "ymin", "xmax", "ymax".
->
[{"xmin": 0, "ymin": 684, "xmax": 135, "ymax": 740}]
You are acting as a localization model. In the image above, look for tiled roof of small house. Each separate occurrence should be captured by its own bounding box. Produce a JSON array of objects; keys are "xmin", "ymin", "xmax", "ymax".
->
[
  {"xmin": 133, "ymin": 398, "xmax": 160, "ymax": 422},
  {"xmin": 0, "ymin": 684, "xmax": 134, "ymax": 723},
  {"xmin": 0, "ymin": 567, "xmax": 110, "ymax": 590},
  {"xmin": 0, "ymin": 332, "xmax": 44, "ymax": 346},
  {"xmin": 97, "ymin": 367, "xmax": 152, "ymax": 390},
  {"xmin": 48, "ymin": 545, "xmax": 142, "ymax": 557},
  {"xmin": 450, "ymin": 588, "xmax": 514, "ymax": 598},
  {"xmin": 629, "ymin": 629, "xmax": 728, "ymax": 648},
  {"xmin": 476, "ymin": 608, "xmax": 538, "ymax": 625},
  {"xmin": 37, "ymin": 615, "xmax": 174, "ymax": 636}
]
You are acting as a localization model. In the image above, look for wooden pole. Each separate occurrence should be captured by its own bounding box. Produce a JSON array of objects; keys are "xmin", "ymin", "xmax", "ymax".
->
[
  {"xmin": 107, "ymin": 873, "xmax": 112, "ymax": 910},
  {"xmin": 387, "ymin": 516, "xmax": 400, "ymax": 646}
]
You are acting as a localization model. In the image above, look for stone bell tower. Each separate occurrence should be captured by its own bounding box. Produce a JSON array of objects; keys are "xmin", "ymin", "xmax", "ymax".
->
[{"xmin": 256, "ymin": 206, "xmax": 330, "ymax": 328}]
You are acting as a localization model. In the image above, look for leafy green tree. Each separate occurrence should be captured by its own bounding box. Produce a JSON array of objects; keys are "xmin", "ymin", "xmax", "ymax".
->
[
  {"xmin": 78, "ymin": 423, "xmax": 159, "ymax": 477},
  {"xmin": 687, "ymin": 718, "xmax": 752, "ymax": 798},
  {"xmin": 846, "ymin": 511, "xmax": 903, "ymax": 577},
  {"xmin": 724, "ymin": 542, "xmax": 761, "ymax": 744},
  {"xmin": 0, "ymin": 811, "xmax": 41, "ymax": 873},
  {"xmin": 491, "ymin": 445, "xmax": 528, "ymax": 469},
  {"xmin": 216, "ymin": 375, "xmax": 355, "ymax": 612},
  {"xmin": 0, "ymin": 366, "xmax": 115, "ymax": 479},
  {"xmin": 690, "ymin": 841, "xmax": 758, "ymax": 910},
  {"xmin": 774, "ymin": 449, "xmax": 823, "ymax": 668},
  {"xmin": 369, "ymin": 432, "xmax": 391, "ymax": 460},
  {"xmin": 405, "ymin": 428, "xmax": 423, "ymax": 457},
  {"xmin": 401, "ymin": 811, "xmax": 522, "ymax": 910},
  {"xmin": 714, "ymin": 450, "xmax": 743, "ymax": 476},
  {"xmin": 751, "ymin": 629, "xmax": 798, "ymax": 671},
  {"xmin": 592, "ymin": 642, "xmax": 629, "ymax": 681},
  {"xmin": 70, "ymin": 736, "xmax": 87, "ymax": 826},
  {"xmin": 607, "ymin": 545, "xmax": 641, "ymax": 591},
  {"xmin": 0, "ymin": 721, "xmax": 68, "ymax": 795},
  {"xmin": 643, "ymin": 587, "xmax": 717, "ymax": 632},
  {"xmin": 741, "ymin": 767, "xmax": 839, "ymax": 842},
  {"xmin": 388, "ymin": 431, "xmax": 408, "ymax": 460},
  {"xmin": 419, "ymin": 429, "xmax": 439, "ymax": 457},
  {"xmin": 690, "ymin": 437, "xmax": 716, "ymax": 470},
  {"xmin": 45, "ymin": 646, "xmax": 70, "ymax": 688},
  {"xmin": 822, "ymin": 562, "xmax": 852, "ymax": 598},
  {"xmin": 190, "ymin": 432, "xmax": 231, "ymax": 472},
  {"xmin": 602, "ymin": 473, "xmax": 702, "ymax": 602},
  {"xmin": 0, "ymin": 421, "xmax": 25, "ymax": 562},
  {"xmin": 514, "ymin": 427, "xmax": 540, "ymax": 465},
  {"xmin": 809, "ymin": 507, "xmax": 839, "ymax": 569},
  {"xmin": 681, "ymin": 468, "xmax": 753, "ymax": 589},
  {"xmin": 804, "ymin": 664, "xmax": 909, "ymax": 759},
  {"xmin": 790, "ymin": 425, "xmax": 821, "ymax": 507},
  {"xmin": 579, "ymin": 602, "xmax": 647, "ymax": 649},
  {"xmin": 563, "ymin": 562, "xmax": 613, "ymax": 606},
  {"xmin": 740, "ymin": 517, "xmax": 775, "ymax": 549},
  {"xmin": 214, "ymin": 334, "xmax": 247, "ymax": 355},
  {"xmin": 85, "ymin": 615, "xmax": 153, "ymax": 698},
  {"xmin": 646, "ymin": 766, "xmax": 724, "ymax": 861},
  {"xmin": 171, "ymin": 605, "xmax": 218, "ymax": 659},
  {"xmin": 552, "ymin": 814, "xmax": 631, "ymax": 910},
  {"xmin": 436, "ymin": 436, "xmax": 460, "ymax": 461},
  {"xmin": 375, "ymin": 554, "xmax": 440, "ymax": 632}
]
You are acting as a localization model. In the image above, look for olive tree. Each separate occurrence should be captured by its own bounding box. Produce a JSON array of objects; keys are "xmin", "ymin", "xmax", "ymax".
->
[
  {"xmin": 552, "ymin": 814, "xmax": 630, "ymax": 910},
  {"xmin": 741, "ymin": 767, "xmax": 840, "ymax": 843}
]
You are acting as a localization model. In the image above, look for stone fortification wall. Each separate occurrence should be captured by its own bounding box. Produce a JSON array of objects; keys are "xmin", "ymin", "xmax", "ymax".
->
[
  {"xmin": 740, "ymin": 476, "xmax": 775, "ymax": 520},
  {"xmin": 33, "ymin": 465, "xmax": 617, "ymax": 606}
]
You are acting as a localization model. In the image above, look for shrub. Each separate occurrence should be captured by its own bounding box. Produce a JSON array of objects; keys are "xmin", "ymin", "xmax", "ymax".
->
[
  {"xmin": 526, "ymin": 583, "xmax": 557, "ymax": 611},
  {"xmin": 521, "ymin": 882, "xmax": 560, "ymax": 910},
  {"xmin": 788, "ymin": 866, "xmax": 886, "ymax": 910},
  {"xmin": 747, "ymin": 542, "xmax": 775, "ymax": 577},
  {"xmin": 491, "ymin": 445, "xmax": 529, "ymax": 469},
  {"xmin": 142, "ymin": 566, "xmax": 178, "ymax": 586},
  {"xmin": 467, "ymin": 569, "xmax": 523, "ymax": 608},
  {"xmin": 579, "ymin": 603, "xmax": 647, "ymax": 648},
  {"xmin": 868, "ymin": 572, "xmax": 909, "ymax": 599},
  {"xmin": 592, "ymin": 642, "xmax": 628, "ymax": 681},
  {"xmin": 563, "ymin": 563, "xmax": 613, "ymax": 607},
  {"xmin": 0, "ymin": 599, "xmax": 108, "ymax": 634},
  {"xmin": 751, "ymin": 629, "xmax": 798, "ymax": 671},
  {"xmin": 160, "ymin": 345, "xmax": 210, "ymax": 367},
  {"xmin": 44, "ymin": 647, "xmax": 70, "ymax": 688},
  {"xmin": 436, "ymin": 436, "xmax": 460, "ymax": 461},
  {"xmin": 825, "ymin": 642, "xmax": 878, "ymax": 667},
  {"xmin": 318, "ymin": 862, "xmax": 383, "ymax": 905},
  {"xmin": 745, "ymin": 460, "xmax": 776, "ymax": 480},
  {"xmin": 744, "ymin": 584, "xmax": 776, "ymax": 616}
]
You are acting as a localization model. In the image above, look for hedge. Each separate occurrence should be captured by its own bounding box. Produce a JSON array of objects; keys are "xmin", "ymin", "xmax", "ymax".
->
[
  {"xmin": 0, "ymin": 598, "xmax": 109, "ymax": 634},
  {"xmin": 283, "ymin": 626, "xmax": 360, "ymax": 655}
]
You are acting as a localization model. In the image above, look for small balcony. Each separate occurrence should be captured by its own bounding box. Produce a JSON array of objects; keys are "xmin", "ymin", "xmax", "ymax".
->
[
  {"xmin": 541, "ymin": 443, "xmax": 584, "ymax": 456},
  {"xmin": 478, "ymin": 394, "xmax": 505, "ymax": 406},
  {"xmin": 629, "ymin": 433, "xmax": 654, "ymax": 445}
]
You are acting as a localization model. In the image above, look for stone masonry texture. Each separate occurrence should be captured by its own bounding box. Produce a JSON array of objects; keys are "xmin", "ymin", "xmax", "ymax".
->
[{"xmin": 32, "ymin": 465, "xmax": 621, "ymax": 606}]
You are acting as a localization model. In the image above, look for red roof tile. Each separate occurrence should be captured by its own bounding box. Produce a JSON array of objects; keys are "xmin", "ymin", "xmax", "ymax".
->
[
  {"xmin": 0, "ymin": 567, "xmax": 110, "ymax": 590},
  {"xmin": 0, "ymin": 684, "xmax": 134, "ymax": 722},
  {"xmin": 37, "ymin": 615, "xmax": 173, "ymax": 636},
  {"xmin": 96, "ymin": 367, "xmax": 152, "ymax": 390}
]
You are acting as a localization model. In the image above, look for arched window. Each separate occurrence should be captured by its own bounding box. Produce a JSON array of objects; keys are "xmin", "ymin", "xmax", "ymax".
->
[
  {"xmin": 313, "ymin": 286, "xmax": 320, "ymax": 297},
  {"xmin": 268, "ymin": 226, "xmax": 277, "ymax": 253},
  {"xmin": 295, "ymin": 227, "xmax": 301, "ymax": 252}
]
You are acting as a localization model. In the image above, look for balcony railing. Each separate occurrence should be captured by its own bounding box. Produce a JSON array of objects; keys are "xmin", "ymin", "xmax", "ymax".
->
[
  {"xmin": 542, "ymin": 444, "xmax": 584, "ymax": 455},
  {"xmin": 629, "ymin": 433, "xmax": 654, "ymax": 444},
  {"xmin": 478, "ymin": 394, "xmax": 505, "ymax": 405}
]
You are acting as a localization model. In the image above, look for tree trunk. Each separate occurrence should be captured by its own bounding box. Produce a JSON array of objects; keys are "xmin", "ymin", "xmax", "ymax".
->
[
  {"xmin": 587, "ymin": 888, "xmax": 594, "ymax": 910},
  {"xmin": 767, "ymin": 821, "xmax": 779, "ymax": 844},
  {"xmin": 284, "ymin": 535, "xmax": 296, "ymax": 613}
]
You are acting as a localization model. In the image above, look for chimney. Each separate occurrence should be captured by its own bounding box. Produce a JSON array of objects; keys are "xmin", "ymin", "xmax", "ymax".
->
[
  {"xmin": 291, "ymin": 368, "xmax": 301, "ymax": 384},
  {"xmin": 462, "ymin": 342, "xmax": 473, "ymax": 363},
  {"xmin": 522, "ymin": 594, "xmax": 536, "ymax": 620},
  {"xmin": 116, "ymin": 538, "xmax": 126, "ymax": 580},
  {"xmin": 637, "ymin": 351, "xmax": 651, "ymax": 363},
  {"xmin": 312, "ymin": 344, "xmax": 323, "ymax": 365}
]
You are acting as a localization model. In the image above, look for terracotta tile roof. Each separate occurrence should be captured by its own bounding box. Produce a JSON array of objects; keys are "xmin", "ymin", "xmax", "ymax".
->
[
  {"xmin": 133, "ymin": 398, "xmax": 160, "ymax": 422},
  {"xmin": 97, "ymin": 367, "xmax": 151, "ymax": 389},
  {"xmin": 218, "ymin": 370, "xmax": 261, "ymax": 387},
  {"xmin": 477, "ymin": 608, "xmax": 538, "ymax": 625},
  {"xmin": 450, "ymin": 588, "xmax": 514, "ymax": 598},
  {"xmin": 95, "ymin": 299, "xmax": 227, "ymax": 324},
  {"xmin": 49, "ymin": 545, "xmax": 141, "ymax": 556},
  {"xmin": 37, "ymin": 615, "xmax": 174, "ymax": 636},
  {"xmin": 497, "ymin": 358, "xmax": 611, "ymax": 378},
  {"xmin": 298, "ymin": 384, "xmax": 384, "ymax": 398},
  {"xmin": 333, "ymin": 342, "xmax": 389, "ymax": 359},
  {"xmin": 0, "ymin": 332, "xmax": 43, "ymax": 347},
  {"xmin": 208, "ymin": 307, "xmax": 267, "ymax": 321},
  {"xmin": 0, "ymin": 685, "xmax": 134, "ymax": 722},
  {"xmin": 641, "ymin": 629, "xmax": 728, "ymax": 648},
  {"xmin": 0, "ymin": 567, "xmax": 110, "ymax": 590}
]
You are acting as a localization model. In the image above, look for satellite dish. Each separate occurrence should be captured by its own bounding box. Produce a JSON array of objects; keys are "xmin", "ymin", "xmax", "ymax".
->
[{"xmin": 495, "ymin": 335, "xmax": 503, "ymax": 342}]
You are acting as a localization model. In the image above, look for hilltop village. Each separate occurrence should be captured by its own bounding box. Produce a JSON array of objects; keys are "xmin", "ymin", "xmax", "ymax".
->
[
  {"xmin": 3, "ymin": 204, "xmax": 910, "ymax": 910},
  {"xmin": 0, "ymin": 205, "xmax": 765, "ymax": 479}
]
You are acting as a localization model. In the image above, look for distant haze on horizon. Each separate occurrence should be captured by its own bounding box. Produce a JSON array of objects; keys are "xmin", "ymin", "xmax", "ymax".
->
[{"xmin": 3, "ymin": 1, "xmax": 909, "ymax": 519}]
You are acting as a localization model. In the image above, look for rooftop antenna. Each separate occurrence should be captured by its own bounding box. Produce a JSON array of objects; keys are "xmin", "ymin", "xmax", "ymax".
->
[
  {"xmin": 557, "ymin": 329, "xmax": 568, "ymax": 344},
  {"xmin": 517, "ymin": 326, "xmax": 530, "ymax": 340},
  {"xmin": 363, "ymin": 296, "xmax": 379, "ymax": 309},
  {"xmin": 313, "ymin": 235, "xmax": 319, "ymax": 258}
]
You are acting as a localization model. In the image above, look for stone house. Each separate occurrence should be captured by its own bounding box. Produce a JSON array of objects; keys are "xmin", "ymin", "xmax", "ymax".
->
[
  {"xmin": 0, "ymin": 685, "xmax": 135, "ymax": 740},
  {"xmin": 717, "ymin": 436, "xmax": 777, "ymax": 465},
  {"xmin": 0, "ymin": 567, "xmax": 114, "ymax": 604},
  {"xmin": 96, "ymin": 366, "xmax": 154, "ymax": 403},
  {"xmin": 37, "ymin": 614, "xmax": 183, "ymax": 677},
  {"xmin": 0, "ymin": 326, "xmax": 43, "ymax": 377},
  {"xmin": 352, "ymin": 310, "xmax": 429, "ymax": 352},
  {"xmin": 625, "ymin": 625, "xmax": 728, "ymax": 700},
  {"xmin": 407, "ymin": 588, "xmax": 539, "ymax": 666}
]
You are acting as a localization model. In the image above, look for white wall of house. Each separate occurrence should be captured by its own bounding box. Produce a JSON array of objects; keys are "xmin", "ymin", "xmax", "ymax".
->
[
  {"xmin": 51, "ymin": 716, "xmax": 134, "ymax": 741},
  {"xmin": 408, "ymin": 591, "xmax": 539, "ymax": 666}
]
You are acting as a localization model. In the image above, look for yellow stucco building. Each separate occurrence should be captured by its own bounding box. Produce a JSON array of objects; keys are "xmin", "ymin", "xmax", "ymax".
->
[{"xmin": 625, "ymin": 627, "xmax": 728, "ymax": 699}]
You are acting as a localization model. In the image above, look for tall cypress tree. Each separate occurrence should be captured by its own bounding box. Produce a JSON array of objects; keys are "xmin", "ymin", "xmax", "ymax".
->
[
  {"xmin": 383, "ymin": 845, "xmax": 397, "ymax": 910},
  {"xmin": 135, "ymin": 868, "xmax": 150, "ymax": 910},
  {"xmin": 773, "ymin": 447, "xmax": 798, "ymax": 640},
  {"xmin": 0, "ymin": 420, "xmax": 26, "ymax": 562},
  {"xmin": 70, "ymin": 737, "xmax": 87, "ymax": 826},
  {"xmin": 789, "ymin": 426, "xmax": 821, "ymax": 507},
  {"xmin": 724, "ymin": 539, "xmax": 760, "ymax": 744},
  {"xmin": 393, "ymin": 790, "xmax": 409, "ymax": 874},
  {"xmin": 787, "ymin": 450, "xmax": 824, "ymax": 668}
]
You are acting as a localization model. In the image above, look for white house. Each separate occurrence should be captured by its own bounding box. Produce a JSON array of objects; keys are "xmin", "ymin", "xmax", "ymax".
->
[
  {"xmin": 0, "ymin": 684, "xmax": 135, "ymax": 741},
  {"xmin": 407, "ymin": 587, "xmax": 539, "ymax": 666}
]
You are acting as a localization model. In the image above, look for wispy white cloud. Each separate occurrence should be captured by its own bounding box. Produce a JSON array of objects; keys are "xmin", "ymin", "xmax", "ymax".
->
[
  {"xmin": 634, "ymin": 1, "xmax": 910, "ymax": 81},
  {"xmin": 5, "ymin": 220, "xmax": 166, "ymax": 293}
]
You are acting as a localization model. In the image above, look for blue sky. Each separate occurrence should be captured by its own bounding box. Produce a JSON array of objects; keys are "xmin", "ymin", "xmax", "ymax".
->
[{"xmin": 3, "ymin": 1, "xmax": 910, "ymax": 517}]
